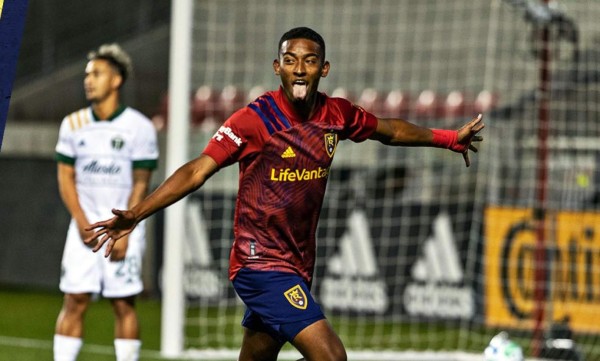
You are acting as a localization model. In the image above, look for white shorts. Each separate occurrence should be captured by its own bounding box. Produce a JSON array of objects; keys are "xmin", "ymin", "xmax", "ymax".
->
[{"xmin": 59, "ymin": 219, "xmax": 146, "ymax": 298}]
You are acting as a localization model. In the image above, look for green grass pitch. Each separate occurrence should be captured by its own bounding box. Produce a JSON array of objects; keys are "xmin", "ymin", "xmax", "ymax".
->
[{"xmin": 3, "ymin": 286, "xmax": 599, "ymax": 361}]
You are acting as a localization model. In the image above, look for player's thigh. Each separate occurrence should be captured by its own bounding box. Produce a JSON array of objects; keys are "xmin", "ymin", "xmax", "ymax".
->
[
  {"xmin": 291, "ymin": 319, "xmax": 347, "ymax": 361},
  {"xmin": 61, "ymin": 293, "xmax": 92, "ymax": 315},
  {"xmin": 102, "ymin": 232, "xmax": 145, "ymax": 298},
  {"xmin": 60, "ymin": 226, "xmax": 102, "ymax": 294},
  {"xmin": 238, "ymin": 327, "xmax": 283, "ymax": 361}
]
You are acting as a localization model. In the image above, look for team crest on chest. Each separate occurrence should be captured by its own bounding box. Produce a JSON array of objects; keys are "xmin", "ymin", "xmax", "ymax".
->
[
  {"xmin": 324, "ymin": 132, "xmax": 338, "ymax": 158},
  {"xmin": 111, "ymin": 136, "xmax": 125, "ymax": 150},
  {"xmin": 284, "ymin": 284, "xmax": 308, "ymax": 310}
]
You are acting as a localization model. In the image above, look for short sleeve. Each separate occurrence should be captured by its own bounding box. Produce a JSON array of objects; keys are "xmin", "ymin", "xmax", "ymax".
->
[
  {"xmin": 202, "ymin": 107, "xmax": 260, "ymax": 167},
  {"xmin": 55, "ymin": 117, "xmax": 76, "ymax": 164},
  {"xmin": 132, "ymin": 119, "xmax": 159, "ymax": 169},
  {"xmin": 333, "ymin": 98, "xmax": 378, "ymax": 142}
]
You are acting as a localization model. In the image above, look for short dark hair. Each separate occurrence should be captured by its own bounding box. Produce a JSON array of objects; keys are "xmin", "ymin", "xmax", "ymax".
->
[
  {"xmin": 278, "ymin": 27, "xmax": 326, "ymax": 60},
  {"xmin": 88, "ymin": 43, "xmax": 133, "ymax": 84}
]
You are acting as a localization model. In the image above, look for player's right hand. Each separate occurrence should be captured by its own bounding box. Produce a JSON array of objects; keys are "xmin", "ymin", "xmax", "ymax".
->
[
  {"xmin": 109, "ymin": 235, "xmax": 129, "ymax": 262},
  {"xmin": 78, "ymin": 222, "xmax": 98, "ymax": 248},
  {"xmin": 84, "ymin": 208, "xmax": 138, "ymax": 257}
]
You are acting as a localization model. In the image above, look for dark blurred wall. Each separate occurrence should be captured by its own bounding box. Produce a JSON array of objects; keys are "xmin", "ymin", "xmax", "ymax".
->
[
  {"xmin": 0, "ymin": 158, "xmax": 69, "ymax": 289},
  {"xmin": 9, "ymin": 0, "xmax": 171, "ymax": 122}
]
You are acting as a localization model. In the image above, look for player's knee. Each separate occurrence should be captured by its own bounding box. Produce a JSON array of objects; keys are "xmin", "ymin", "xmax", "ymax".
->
[
  {"xmin": 305, "ymin": 351, "xmax": 347, "ymax": 361},
  {"xmin": 110, "ymin": 297, "xmax": 137, "ymax": 318},
  {"xmin": 329, "ymin": 345, "xmax": 347, "ymax": 361},
  {"xmin": 319, "ymin": 340, "xmax": 347, "ymax": 361},
  {"xmin": 300, "ymin": 344, "xmax": 346, "ymax": 361},
  {"xmin": 62, "ymin": 293, "xmax": 90, "ymax": 315}
]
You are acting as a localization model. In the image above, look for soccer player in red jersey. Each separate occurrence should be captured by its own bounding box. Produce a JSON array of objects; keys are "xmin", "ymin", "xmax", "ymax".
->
[{"xmin": 86, "ymin": 27, "xmax": 484, "ymax": 361}]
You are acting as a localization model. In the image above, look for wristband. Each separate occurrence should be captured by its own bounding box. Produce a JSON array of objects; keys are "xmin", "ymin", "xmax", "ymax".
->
[{"xmin": 432, "ymin": 129, "xmax": 465, "ymax": 152}]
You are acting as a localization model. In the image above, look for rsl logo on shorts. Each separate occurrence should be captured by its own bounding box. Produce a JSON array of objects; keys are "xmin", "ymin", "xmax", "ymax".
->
[
  {"xmin": 284, "ymin": 284, "xmax": 308, "ymax": 310},
  {"xmin": 324, "ymin": 132, "xmax": 338, "ymax": 158}
]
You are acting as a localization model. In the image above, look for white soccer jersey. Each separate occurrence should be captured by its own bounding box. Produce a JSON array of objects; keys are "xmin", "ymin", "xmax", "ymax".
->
[
  {"xmin": 55, "ymin": 105, "xmax": 159, "ymax": 221},
  {"xmin": 55, "ymin": 105, "xmax": 159, "ymax": 297}
]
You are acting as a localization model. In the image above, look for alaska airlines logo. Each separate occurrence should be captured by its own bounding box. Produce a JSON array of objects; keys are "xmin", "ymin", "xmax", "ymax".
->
[
  {"xmin": 212, "ymin": 126, "xmax": 243, "ymax": 146},
  {"xmin": 324, "ymin": 133, "xmax": 338, "ymax": 158},
  {"xmin": 270, "ymin": 167, "xmax": 329, "ymax": 182},
  {"xmin": 284, "ymin": 285, "xmax": 308, "ymax": 310},
  {"xmin": 281, "ymin": 146, "xmax": 296, "ymax": 158},
  {"xmin": 82, "ymin": 161, "xmax": 121, "ymax": 175}
]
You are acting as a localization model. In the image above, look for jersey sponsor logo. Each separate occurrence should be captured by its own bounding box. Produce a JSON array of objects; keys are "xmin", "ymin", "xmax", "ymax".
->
[
  {"xmin": 284, "ymin": 284, "xmax": 308, "ymax": 310},
  {"xmin": 270, "ymin": 167, "xmax": 329, "ymax": 182},
  {"xmin": 403, "ymin": 213, "xmax": 474, "ymax": 319},
  {"xmin": 324, "ymin": 132, "xmax": 338, "ymax": 158},
  {"xmin": 111, "ymin": 136, "xmax": 125, "ymax": 150},
  {"xmin": 82, "ymin": 160, "xmax": 122, "ymax": 175},
  {"xmin": 281, "ymin": 146, "xmax": 296, "ymax": 158},
  {"xmin": 320, "ymin": 209, "xmax": 389, "ymax": 313},
  {"xmin": 212, "ymin": 126, "xmax": 243, "ymax": 146}
]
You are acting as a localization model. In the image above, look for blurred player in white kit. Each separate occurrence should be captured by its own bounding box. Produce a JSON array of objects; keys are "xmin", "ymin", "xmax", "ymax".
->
[{"xmin": 53, "ymin": 43, "xmax": 159, "ymax": 361}]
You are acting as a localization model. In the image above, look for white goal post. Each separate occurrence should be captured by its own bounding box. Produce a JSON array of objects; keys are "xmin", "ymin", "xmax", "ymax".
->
[
  {"xmin": 161, "ymin": 0, "xmax": 193, "ymax": 357},
  {"xmin": 161, "ymin": 1, "xmax": 600, "ymax": 360}
]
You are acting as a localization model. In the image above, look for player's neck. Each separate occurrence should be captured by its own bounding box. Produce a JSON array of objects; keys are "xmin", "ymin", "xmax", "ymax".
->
[
  {"xmin": 92, "ymin": 94, "xmax": 121, "ymax": 120},
  {"xmin": 290, "ymin": 94, "xmax": 318, "ymax": 121}
]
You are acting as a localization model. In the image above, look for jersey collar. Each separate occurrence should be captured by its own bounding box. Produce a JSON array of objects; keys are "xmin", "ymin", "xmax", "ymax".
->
[
  {"xmin": 91, "ymin": 104, "xmax": 127, "ymax": 121},
  {"xmin": 275, "ymin": 86, "xmax": 324, "ymax": 124}
]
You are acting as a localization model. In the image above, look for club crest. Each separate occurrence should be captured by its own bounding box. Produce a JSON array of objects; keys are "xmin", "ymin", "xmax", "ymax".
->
[
  {"xmin": 111, "ymin": 136, "xmax": 125, "ymax": 150},
  {"xmin": 284, "ymin": 284, "xmax": 308, "ymax": 310},
  {"xmin": 324, "ymin": 132, "xmax": 338, "ymax": 158}
]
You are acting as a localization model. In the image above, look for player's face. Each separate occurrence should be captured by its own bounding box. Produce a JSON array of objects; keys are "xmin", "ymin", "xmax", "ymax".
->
[
  {"xmin": 273, "ymin": 38, "xmax": 330, "ymax": 104},
  {"xmin": 84, "ymin": 59, "xmax": 122, "ymax": 103}
]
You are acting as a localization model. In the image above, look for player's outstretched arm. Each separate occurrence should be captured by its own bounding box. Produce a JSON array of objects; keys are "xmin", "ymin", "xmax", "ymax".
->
[
  {"xmin": 85, "ymin": 154, "xmax": 220, "ymax": 257},
  {"xmin": 369, "ymin": 113, "xmax": 484, "ymax": 167}
]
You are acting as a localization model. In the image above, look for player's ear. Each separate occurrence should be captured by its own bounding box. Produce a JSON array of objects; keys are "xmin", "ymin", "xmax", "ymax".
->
[
  {"xmin": 273, "ymin": 59, "xmax": 281, "ymax": 76},
  {"xmin": 321, "ymin": 60, "xmax": 330, "ymax": 78},
  {"xmin": 112, "ymin": 73, "xmax": 124, "ymax": 89}
]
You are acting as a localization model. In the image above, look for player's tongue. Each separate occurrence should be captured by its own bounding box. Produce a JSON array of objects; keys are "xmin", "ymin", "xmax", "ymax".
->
[{"xmin": 292, "ymin": 83, "xmax": 308, "ymax": 100}]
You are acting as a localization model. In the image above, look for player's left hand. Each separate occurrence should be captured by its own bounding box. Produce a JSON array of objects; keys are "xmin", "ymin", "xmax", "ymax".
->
[{"xmin": 456, "ymin": 113, "xmax": 484, "ymax": 167}]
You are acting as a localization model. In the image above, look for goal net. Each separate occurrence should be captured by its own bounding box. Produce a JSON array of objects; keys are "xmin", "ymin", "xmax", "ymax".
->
[{"xmin": 160, "ymin": 0, "xmax": 600, "ymax": 359}]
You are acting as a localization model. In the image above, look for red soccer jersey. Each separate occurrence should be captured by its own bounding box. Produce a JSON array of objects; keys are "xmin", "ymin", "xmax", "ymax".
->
[{"xmin": 202, "ymin": 87, "xmax": 378, "ymax": 283}]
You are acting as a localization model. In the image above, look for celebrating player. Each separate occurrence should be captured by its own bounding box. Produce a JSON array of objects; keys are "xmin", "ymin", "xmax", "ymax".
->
[
  {"xmin": 86, "ymin": 27, "xmax": 483, "ymax": 361},
  {"xmin": 53, "ymin": 43, "xmax": 159, "ymax": 361}
]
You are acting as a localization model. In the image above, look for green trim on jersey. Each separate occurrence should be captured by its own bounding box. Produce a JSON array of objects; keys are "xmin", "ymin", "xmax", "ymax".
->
[
  {"xmin": 133, "ymin": 159, "xmax": 158, "ymax": 169},
  {"xmin": 91, "ymin": 104, "xmax": 127, "ymax": 121},
  {"xmin": 55, "ymin": 152, "xmax": 75, "ymax": 165}
]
